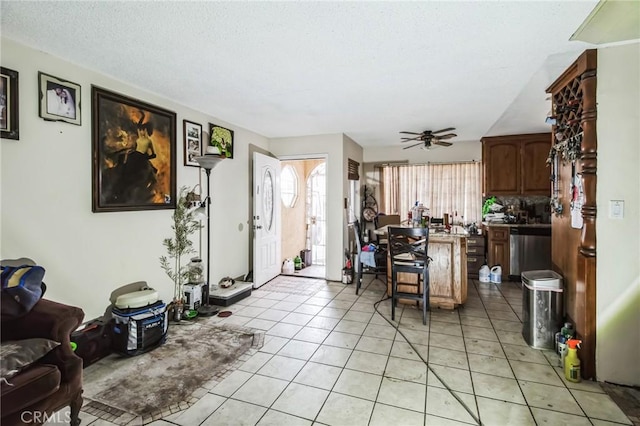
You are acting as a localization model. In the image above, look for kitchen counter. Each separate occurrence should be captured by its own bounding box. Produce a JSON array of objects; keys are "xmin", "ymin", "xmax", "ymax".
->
[
  {"xmin": 483, "ymin": 222, "xmax": 551, "ymax": 228},
  {"xmin": 375, "ymin": 224, "xmax": 471, "ymax": 237}
]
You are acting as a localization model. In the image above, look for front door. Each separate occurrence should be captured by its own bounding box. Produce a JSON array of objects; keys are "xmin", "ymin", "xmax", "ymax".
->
[{"xmin": 253, "ymin": 152, "xmax": 281, "ymax": 288}]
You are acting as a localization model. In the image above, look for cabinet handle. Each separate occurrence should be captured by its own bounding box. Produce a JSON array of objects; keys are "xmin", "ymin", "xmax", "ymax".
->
[
  {"xmin": 468, "ymin": 248, "xmax": 477, "ymax": 254},
  {"xmin": 468, "ymin": 257, "xmax": 478, "ymax": 263}
]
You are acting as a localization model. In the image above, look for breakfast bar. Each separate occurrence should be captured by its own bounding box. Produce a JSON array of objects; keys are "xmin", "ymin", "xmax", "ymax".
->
[{"xmin": 377, "ymin": 225, "xmax": 468, "ymax": 309}]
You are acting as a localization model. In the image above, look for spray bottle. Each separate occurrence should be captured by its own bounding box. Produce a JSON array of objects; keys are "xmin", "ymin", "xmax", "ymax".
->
[{"xmin": 564, "ymin": 339, "xmax": 582, "ymax": 383}]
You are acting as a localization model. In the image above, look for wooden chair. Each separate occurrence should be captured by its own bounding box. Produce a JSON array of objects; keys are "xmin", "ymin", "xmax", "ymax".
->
[
  {"xmin": 388, "ymin": 226, "xmax": 431, "ymax": 324},
  {"xmin": 352, "ymin": 220, "xmax": 387, "ymax": 295}
]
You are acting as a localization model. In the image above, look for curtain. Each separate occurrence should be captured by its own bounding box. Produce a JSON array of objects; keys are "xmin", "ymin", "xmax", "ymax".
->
[{"xmin": 380, "ymin": 162, "xmax": 482, "ymax": 225}]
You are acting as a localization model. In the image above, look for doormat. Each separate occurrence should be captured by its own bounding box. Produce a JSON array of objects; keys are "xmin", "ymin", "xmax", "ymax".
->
[
  {"xmin": 256, "ymin": 275, "xmax": 328, "ymax": 296},
  {"xmin": 82, "ymin": 322, "xmax": 263, "ymax": 425}
]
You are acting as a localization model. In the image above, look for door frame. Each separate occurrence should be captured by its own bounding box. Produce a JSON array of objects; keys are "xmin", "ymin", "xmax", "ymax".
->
[{"xmin": 278, "ymin": 154, "xmax": 328, "ymax": 279}]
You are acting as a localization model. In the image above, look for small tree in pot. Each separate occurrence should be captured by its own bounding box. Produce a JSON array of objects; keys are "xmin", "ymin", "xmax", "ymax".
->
[{"xmin": 160, "ymin": 186, "xmax": 202, "ymax": 319}]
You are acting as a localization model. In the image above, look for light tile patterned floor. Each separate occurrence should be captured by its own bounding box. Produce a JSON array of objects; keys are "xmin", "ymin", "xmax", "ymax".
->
[{"xmin": 67, "ymin": 276, "xmax": 633, "ymax": 426}]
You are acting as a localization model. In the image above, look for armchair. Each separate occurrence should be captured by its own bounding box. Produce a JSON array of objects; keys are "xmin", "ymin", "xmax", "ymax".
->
[{"xmin": 1, "ymin": 299, "xmax": 85, "ymax": 425}]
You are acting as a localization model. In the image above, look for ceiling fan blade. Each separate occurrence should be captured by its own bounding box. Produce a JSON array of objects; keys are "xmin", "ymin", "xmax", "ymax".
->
[
  {"xmin": 401, "ymin": 137, "xmax": 421, "ymax": 142},
  {"xmin": 434, "ymin": 141, "xmax": 453, "ymax": 147},
  {"xmin": 432, "ymin": 127, "xmax": 455, "ymax": 134},
  {"xmin": 435, "ymin": 133, "xmax": 457, "ymax": 140},
  {"xmin": 400, "ymin": 131, "xmax": 422, "ymax": 135},
  {"xmin": 403, "ymin": 142, "xmax": 423, "ymax": 150}
]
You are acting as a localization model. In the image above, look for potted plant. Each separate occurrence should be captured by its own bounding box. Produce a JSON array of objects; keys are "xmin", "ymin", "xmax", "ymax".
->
[{"xmin": 159, "ymin": 186, "xmax": 202, "ymax": 320}]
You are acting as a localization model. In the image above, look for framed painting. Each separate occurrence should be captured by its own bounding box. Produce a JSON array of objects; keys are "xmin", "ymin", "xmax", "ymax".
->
[
  {"xmin": 38, "ymin": 72, "xmax": 81, "ymax": 125},
  {"xmin": 1, "ymin": 66, "xmax": 19, "ymax": 140},
  {"xmin": 183, "ymin": 120, "xmax": 202, "ymax": 167},
  {"xmin": 208, "ymin": 123, "xmax": 234, "ymax": 159},
  {"xmin": 91, "ymin": 86, "xmax": 176, "ymax": 212}
]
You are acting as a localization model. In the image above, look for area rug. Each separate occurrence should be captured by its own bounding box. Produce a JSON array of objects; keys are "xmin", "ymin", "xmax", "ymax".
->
[
  {"xmin": 82, "ymin": 321, "xmax": 263, "ymax": 425},
  {"xmin": 256, "ymin": 275, "xmax": 328, "ymax": 296}
]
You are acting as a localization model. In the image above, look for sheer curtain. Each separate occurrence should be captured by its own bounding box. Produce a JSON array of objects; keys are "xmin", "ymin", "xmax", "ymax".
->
[{"xmin": 380, "ymin": 162, "xmax": 482, "ymax": 225}]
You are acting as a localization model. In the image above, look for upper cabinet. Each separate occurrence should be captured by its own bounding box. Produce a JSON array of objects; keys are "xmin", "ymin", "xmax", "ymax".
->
[{"xmin": 482, "ymin": 133, "xmax": 551, "ymax": 196}]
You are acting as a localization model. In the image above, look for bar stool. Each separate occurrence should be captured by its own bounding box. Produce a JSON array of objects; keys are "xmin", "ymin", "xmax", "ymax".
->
[{"xmin": 388, "ymin": 226, "xmax": 431, "ymax": 325}]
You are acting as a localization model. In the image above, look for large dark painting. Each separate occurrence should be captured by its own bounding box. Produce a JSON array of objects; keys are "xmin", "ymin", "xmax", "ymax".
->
[{"xmin": 92, "ymin": 86, "xmax": 176, "ymax": 212}]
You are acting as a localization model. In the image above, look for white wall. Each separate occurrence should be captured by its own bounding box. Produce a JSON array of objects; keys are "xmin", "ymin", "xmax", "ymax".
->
[
  {"xmin": 364, "ymin": 140, "xmax": 482, "ymax": 164},
  {"xmin": 0, "ymin": 38, "xmax": 270, "ymax": 320},
  {"xmin": 595, "ymin": 42, "xmax": 640, "ymax": 386},
  {"xmin": 268, "ymin": 134, "xmax": 345, "ymax": 281}
]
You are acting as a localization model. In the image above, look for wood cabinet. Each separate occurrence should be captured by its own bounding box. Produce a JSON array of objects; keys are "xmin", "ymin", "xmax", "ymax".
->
[
  {"xmin": 546, "ymin": 49, "xmax": 598, "ymax": 380},
  {"xmin": 487, "ymin": 226, "xmax": 509, "ymax": 280},
  {"xmin": 482, "ymin": 133, "xmax": 551, "ymax": 196},
  {"xmin": 466, "ymin": 235, "xmax": 486, "ymax": 279}
]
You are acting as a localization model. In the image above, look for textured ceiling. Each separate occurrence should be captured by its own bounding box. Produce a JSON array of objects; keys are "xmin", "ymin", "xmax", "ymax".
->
[{"xmin": 0, "ymin": 1, "xmax": 598, "ymax": 147}]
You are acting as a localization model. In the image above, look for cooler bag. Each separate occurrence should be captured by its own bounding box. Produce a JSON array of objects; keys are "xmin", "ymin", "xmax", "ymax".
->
[{"xmin": 111, "ymin": 300, "xmax": 168, "ymax": 356}]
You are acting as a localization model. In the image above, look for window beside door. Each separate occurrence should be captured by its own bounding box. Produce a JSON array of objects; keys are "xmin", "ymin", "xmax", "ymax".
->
[{"xmin": 281, "ymin": 165, "xmax": 298, "ymax": 208}]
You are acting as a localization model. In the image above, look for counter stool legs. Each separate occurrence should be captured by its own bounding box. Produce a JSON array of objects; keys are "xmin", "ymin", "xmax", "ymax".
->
[{"xmin": 391, "ymin": 270, "xmax": 397, "ymax": 321}]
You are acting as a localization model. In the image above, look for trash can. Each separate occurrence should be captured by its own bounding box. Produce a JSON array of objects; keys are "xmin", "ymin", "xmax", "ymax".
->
[{"xmin": 521, "ymin": 270, "xmax": 563, "ymax": 350}]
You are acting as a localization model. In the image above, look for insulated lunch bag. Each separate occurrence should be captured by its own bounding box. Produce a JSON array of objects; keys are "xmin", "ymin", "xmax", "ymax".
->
[{"xmin": 111, "ymin": 298, "xmax": 168, "ymax": 356}]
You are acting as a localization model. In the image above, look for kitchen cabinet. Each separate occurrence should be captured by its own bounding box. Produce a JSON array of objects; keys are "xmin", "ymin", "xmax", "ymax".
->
[
  {"xmin": 482, "ymin": 133, "xmax": 551, "ymax": 196},
  {"xmin": 487, "ymin": 226, "xmax": 509, "ymax": 280},
  {"xmin": 466, "ymin": 235, "xmax": 486, "ymax": 279}
]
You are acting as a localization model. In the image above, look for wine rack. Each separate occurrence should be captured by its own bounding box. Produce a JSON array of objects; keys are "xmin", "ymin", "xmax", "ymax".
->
[{"xmin": 551, "ymin": 75, "xmax": 584, "ymax": 164}]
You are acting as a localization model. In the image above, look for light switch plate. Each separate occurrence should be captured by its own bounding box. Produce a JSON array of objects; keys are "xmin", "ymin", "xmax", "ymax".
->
[{"xmin": 609, "ymin": 200, "xmax": 624, "ymax": 219}]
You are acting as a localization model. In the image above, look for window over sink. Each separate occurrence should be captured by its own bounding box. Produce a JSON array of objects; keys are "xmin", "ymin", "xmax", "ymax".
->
[{"xmin": 379, "ymin": 162, "xmax": 482, "ymax": 225}]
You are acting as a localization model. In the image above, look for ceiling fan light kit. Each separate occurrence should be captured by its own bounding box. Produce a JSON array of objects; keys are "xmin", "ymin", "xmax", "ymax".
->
[{"xmin": 399, "ymin": 127, "xmax": 457, "ymax": 150}]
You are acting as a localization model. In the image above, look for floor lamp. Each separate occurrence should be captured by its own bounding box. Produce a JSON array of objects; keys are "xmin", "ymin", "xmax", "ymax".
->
[{"xmin": 194, "ymin": 155, "xmax": 224, "ymax": 317}]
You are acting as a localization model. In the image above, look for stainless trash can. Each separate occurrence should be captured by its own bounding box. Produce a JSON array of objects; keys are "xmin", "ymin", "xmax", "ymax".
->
[{"xmin": 521, "ymin": 270, "xmax": 563, "ymax": 350}]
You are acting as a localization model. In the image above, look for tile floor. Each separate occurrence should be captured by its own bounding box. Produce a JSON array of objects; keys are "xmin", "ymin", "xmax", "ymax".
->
[{"xmin": 72, "ymin": 276, "xmax": 633, "ymax": 426}]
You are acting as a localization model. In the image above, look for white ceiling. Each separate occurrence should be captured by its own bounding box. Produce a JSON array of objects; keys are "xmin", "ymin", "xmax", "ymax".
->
[{"xmin": 0, "ymin": 1, "xmax": 599, "ymax": 147}]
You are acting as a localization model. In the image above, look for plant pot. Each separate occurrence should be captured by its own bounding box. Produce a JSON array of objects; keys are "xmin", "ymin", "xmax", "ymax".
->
[{"xmin": 172, "ymin": 302, "xmax": 184, "ymax": 322}]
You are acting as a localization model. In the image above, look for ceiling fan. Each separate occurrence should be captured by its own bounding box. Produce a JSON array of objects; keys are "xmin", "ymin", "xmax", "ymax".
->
[{"xmin": 400, "ymin": 127, "xmax": 457, "ymax": 150}]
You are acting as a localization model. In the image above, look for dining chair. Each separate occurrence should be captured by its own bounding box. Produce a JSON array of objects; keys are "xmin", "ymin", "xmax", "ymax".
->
[
  {"xmin": 374, "ymin": 214, "xmax": 401, "ymax": 249},
  {"xmin": 388, "ymin": 226, "xmax": 431, "ymax": 324},
  {"xmin": 352, "ymin": 220, "xmax": 387, "ymax": 295}
]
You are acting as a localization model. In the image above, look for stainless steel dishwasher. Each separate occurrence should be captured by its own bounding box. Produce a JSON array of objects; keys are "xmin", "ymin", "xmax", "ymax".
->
[{"xmin": 509, "ymin": 226, "xmax": 552, "ymax": 278}]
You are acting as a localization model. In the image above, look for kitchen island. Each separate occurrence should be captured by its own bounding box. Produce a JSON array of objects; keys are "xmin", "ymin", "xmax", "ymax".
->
[{"xmin": 378, "ymin": 226, "xmax": 468, "ymax": 309}]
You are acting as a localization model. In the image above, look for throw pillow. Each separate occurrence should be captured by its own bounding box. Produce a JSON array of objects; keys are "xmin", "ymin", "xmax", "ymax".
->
[
  {"xmin": 0, "ymin": 338, "xmax": 60, "ymax": 380},
  {"xmin": 1, "ymin": 264, "xmax": 47, "ymax": 318}
]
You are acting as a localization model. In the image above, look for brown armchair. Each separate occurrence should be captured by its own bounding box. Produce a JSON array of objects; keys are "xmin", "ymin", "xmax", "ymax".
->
[{"xmin": 1, "ymin": 299, "xmax": 84, "ymax": 426}]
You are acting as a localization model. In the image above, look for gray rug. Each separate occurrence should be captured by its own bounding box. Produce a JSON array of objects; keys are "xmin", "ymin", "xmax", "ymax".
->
[{"xmin": 82, "ymin": 321, "xmax": 263, "ymax": 425}]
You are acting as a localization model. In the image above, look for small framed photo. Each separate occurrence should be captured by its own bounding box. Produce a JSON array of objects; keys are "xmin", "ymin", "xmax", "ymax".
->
[
  {"xmin": 183, "ymin": 120, "xmax": 202, "ymax": 167},
  {"xmin": 38, "ymin": 71, "xmax": 81, "ymax": 125},
  {"xmin": 1, "ymin": 66, "xmax": 19, "ymax": 140},
  {"xmin": 208, "ymin": 123, "xmax": 234, "ymax": 159}
]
